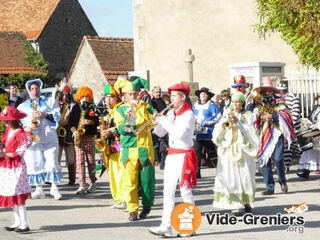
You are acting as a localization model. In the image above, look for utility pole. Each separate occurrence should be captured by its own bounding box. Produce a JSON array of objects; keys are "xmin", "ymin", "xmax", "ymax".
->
[{"xmin": 185, "ymin": 49, "xmax": 195, "ymax": 82}]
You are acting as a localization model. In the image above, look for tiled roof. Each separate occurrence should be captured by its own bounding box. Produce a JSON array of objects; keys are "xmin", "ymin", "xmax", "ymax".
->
[
  {"xmin": 86, "ymin": 36, "xmax": 134, "ymax": 71},
  {"xmin": 69, "ymin": 36, "xmax": 134, "ymax": 83},
  {"xmin": 103, "ymin": 70, "xmax": 133, "ymax": 85},
  {"xmin": 0, "ymin": 0, "xmax": 60, "ymax": 39},
  {"xmin": 0, "ymin": 67, "xmax": 42, "ymax": 74},
  {"xmin": 0, "ymin": 32, "xmax": 42, "ymax": 74}
]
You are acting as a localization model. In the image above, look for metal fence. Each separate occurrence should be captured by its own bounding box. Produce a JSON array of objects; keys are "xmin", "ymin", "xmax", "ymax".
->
[{"xmin": 286, "ymin": 68, "xmax": 320, "ymax": 117}]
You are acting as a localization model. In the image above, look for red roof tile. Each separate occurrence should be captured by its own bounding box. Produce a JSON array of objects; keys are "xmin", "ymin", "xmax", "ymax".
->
[
  {"xmin": 69, "ymin": 36, "xmax": 134, "ymax": 82},
  {"xmin": 0, "ymin": 32, "xmax": 43, "ymax": 74},
  {"xmin": 0, "ymin": 0, "xmax": 60, "ymax": 39}
]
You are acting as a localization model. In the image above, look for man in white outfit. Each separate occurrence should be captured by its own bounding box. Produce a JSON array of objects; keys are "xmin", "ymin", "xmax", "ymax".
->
[
  {"xmin": 149, "ymin": 83, "xmax": 197, "ymax": 237},
  {"xmin": 18, "ymin": 79, "xmax": 62, "ymax": 200}
]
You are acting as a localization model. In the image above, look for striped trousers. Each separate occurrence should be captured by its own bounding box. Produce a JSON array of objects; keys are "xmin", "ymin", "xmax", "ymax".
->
[{"xmin": 75, "ymin": 135, "xmax": 97, "ymax": 187}]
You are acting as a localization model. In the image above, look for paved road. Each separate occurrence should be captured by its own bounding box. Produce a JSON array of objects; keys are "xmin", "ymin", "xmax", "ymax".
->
[{"xmin": 0, "ymin": 160, "xmax": 319, "ymax": 240}]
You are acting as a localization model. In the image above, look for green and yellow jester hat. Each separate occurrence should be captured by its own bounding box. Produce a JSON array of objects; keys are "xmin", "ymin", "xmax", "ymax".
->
[
  {"xmin": 104, "ymin": 84, "xmax": 118, "ymax": 96},
  {"xmin": 114, "ymin": 78, "xmax": 149, "ymax": 94}
]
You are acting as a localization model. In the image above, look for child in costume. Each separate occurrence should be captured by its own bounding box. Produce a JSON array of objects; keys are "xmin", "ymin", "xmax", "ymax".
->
[{"xmin": 0, "ymin": 106, "xmax": 32, "ymax": 233}]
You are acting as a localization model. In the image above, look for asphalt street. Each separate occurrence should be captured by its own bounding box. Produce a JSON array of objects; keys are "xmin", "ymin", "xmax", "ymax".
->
[{"xmin": 0, "ymin": 158, "xmax": 319, "ymax": 240}]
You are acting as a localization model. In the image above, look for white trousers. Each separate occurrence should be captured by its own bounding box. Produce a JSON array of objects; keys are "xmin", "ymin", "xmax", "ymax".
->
[{"xmin": 161, "ymin": 153, "xmax": 194, "ymax": 228}]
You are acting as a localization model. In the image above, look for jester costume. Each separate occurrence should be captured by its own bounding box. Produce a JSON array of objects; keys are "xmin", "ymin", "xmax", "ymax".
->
[{"xmin": 114, "ymin": 78, "xmax": 155, "ymax": 218}]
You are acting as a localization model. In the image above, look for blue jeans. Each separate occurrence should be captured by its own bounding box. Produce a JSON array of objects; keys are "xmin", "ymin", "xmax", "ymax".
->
[{"xmin": 262, "ymin": 136, "xmax": 287, "ymax": 191}]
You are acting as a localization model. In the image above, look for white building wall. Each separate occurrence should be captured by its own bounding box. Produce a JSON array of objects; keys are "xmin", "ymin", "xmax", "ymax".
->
[
  {"xmin": 69, "ymin": 39, "xmax": 107, "ymax": 103},
  {"xmin": 133, "ymin": 0, "xmax": 300, "ymax": 95}
]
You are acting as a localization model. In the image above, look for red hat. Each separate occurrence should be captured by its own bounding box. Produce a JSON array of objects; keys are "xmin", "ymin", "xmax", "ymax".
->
[
  {"xmin": 168, "ymin": 83, "xmax": 190, "ymax": 96},
  {"xmin": 232, "ymin": 75, "xmax": 249, "ymax": 88},
  {"xmin": 0, "ymin": 106, "xmax": 27, "ymax": 120},
  {"xmin": 253, "ymin": 76, "xmax": 280, "ymax": 94}
]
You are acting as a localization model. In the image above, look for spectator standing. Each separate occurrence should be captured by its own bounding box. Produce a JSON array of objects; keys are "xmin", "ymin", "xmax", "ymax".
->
[
  {"xmin": 8, "ymin": 84, "xmax": 23, "ymax": 108},
  {"xmin": 219, "ymin": 89, "xmax": 231, "ymax": 115},
  {"xmin": 151, "ymin": 86, "xmax": 167, "ymax": 167},
  {"xmin": 193, "ymin": 87, "xmax": 221, "ymax": 178},
  {"xmin": 276, "ymin": 82, "xmax": 302, "ymax": 172}
]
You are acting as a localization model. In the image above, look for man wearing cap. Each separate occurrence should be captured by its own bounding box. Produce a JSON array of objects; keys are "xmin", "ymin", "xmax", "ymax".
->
[
  {"xmin": 149, "ymin": 83, "xmax": 197, "ymax": 237},
  {"xmin": 97, "ymin": 84, "xmax": 125, "ymax": 209},
  {"xmin": 113, "ymin": 78, "xmax": 155, "ymax": 221},
  {"xmin": 17, "ymin": 79, "xmax": 62, "ymax": 200},
  {"xmin": 56, "ymin": 80, "xmax": 77, "ymax": 185},
  {"xmin": 247, "ymin": 76, "xmax": 296, "ymax": 195},
  {"xmin": 276, "ymin": 82, "xmax": 301, "ymax": 171},
  {"xmin": 193, "ymin": 87, "xmax": 221, "ymax": 178}
]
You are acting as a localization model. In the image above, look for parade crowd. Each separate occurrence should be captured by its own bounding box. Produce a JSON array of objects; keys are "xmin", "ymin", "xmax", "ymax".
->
[{"xmin": 0, "ymin": 75, "xmax": 319, "ymax": 237}]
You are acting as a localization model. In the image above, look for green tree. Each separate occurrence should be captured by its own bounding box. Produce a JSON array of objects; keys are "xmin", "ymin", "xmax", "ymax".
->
[{"xmin": 253, "ymin": 0, "xmax": 320, "ymax": 68}]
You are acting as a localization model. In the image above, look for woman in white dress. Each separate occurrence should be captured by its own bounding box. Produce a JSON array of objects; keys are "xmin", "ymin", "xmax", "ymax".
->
[
  {"xmin": 297, "ymin": 95, "xmax": 320, "ymax": 179},
  {"xmin": 212, "ymin": 92, "xmax": 259, "ymax": 216}
]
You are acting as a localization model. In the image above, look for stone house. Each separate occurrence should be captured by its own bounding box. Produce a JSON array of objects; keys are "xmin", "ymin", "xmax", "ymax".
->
[
  {"xmin": 133, "ymin": 0, "xmax": 301, "ymax": 94},
  {"xmin": 0, "ymin": 0, "xmax": 97, "ymax": 82},
  {"xmin": 68, "ymin": 36, "xmax": 134, "ymax": 102},
  {"xmin": 0, "ymin": 32, "xmax": 43, "ymax": 78}
]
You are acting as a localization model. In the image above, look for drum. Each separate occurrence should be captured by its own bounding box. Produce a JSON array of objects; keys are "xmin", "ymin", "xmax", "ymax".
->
[
  {"xmin": 296, "ymin": 129, "xmax": 313, "ymax": 152},
  {"xmin": 302, "ymin": 129, "xmax": 320, "ymax": 138}
]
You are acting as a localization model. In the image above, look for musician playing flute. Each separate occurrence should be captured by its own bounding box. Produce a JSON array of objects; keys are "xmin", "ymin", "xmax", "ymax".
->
[
  {"xmin": 17, "ymin": 79, "xmax": 62, "ymax": 200},
  {"xmin": 149, "ymin": 83, "xmax": 197, "ymax": 237},
  {"xmin": 97, "ymin": 84, "xmax": 125, "ymax": 209},
  {"xmin": 212, "ymin": 92, "xmax": 259, "ymax": 216},
  {"xmin": 113, "ymin": 78, "xmax": 155, "ymax": 221},
  {"xmin": 56, "ymin": 80, "xmax": 76, "ymax": 185},
  {"xmin": 70, "ymin": 86, "xmax": 98, "ymax": 195}
]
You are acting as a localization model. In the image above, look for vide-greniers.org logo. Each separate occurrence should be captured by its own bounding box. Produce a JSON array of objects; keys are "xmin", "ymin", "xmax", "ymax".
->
[{"xmin": 205, "ymin": 213, "xmax": 304, "ymax": 226}]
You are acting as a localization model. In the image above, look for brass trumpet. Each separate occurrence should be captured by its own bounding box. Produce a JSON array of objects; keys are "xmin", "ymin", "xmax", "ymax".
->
[
  {"xmin": 249, "ymin": 88, "xmax": 279, "ymax": 129},
  {"xmin": 123, "ymin": 105, "xmax": 136, "ymax": 135},
  {"xmin": 222, "ymin": 108, "xmax": 235, "ymax": 129},
  {"xmin": 136, "ymin": 103, "xmax": 174, "ymax": 134}
]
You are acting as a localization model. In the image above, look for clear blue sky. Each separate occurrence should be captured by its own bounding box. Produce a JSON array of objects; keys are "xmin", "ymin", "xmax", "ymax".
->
[{"xmin": 78, "ymin": 0, "xmax": 133, "ymax": 38}]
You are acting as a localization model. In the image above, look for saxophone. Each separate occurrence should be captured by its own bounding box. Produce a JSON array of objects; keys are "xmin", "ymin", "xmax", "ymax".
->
[
  {"xmin": 56, "ymin": 103, "xmax": 69, "ymax": 137},
  {"xmin": 75, "ymin": 110, "xmax": 87, "ymax": 147},
  {"xmin": 32, "ymin": 99, "xmax": 40, "ymax": 142},
  {"xmin": 95, "ymin": 115, "xmax": 108, "ymax": 152}
]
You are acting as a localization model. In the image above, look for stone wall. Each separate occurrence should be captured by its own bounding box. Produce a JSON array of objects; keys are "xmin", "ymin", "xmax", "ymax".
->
[
  {"xmin": 68, "ymin": 38, "xmax": 107, "ymax": 103},
  {"xmin": 133, "ymin": 0, "xmax": 300, "ymax": 98},
  {"xmin": 39, "ymin": 0, "xmax": 97, "ymax": 83}
]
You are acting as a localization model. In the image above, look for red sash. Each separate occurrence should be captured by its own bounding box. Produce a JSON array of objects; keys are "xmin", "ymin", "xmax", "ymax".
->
[{"xmin": 167, "ymin": 147, "xmax": 197, "ymax": 188}]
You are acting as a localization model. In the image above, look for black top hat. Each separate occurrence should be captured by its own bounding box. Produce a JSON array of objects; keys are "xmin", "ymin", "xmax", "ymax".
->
[{"xmin": 195, "ymin": 87, "xmax": 215, "ymax": 99}]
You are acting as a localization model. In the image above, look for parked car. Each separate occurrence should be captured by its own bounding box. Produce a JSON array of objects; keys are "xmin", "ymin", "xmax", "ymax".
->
[
  {"xmin": 41, "ymin": 87, "xmax": 78, "ymax": 101},
  {"xmin": 41, "ymin": 87, "xmax": 58, "ymax": 100}
]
